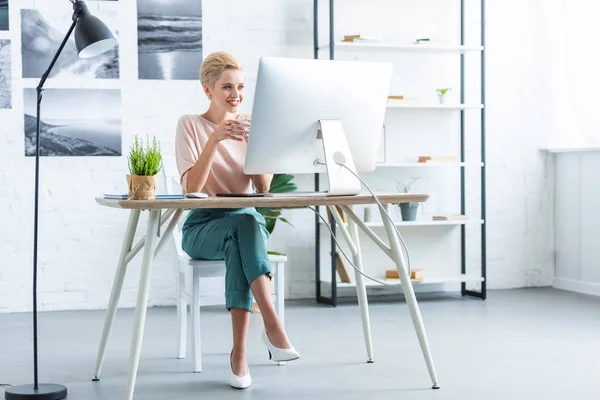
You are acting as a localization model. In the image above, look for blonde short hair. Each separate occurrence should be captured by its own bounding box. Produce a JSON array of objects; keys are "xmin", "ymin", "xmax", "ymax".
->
[{"xmin": 200, "ymin": 52, "xmax": 243, "ymax": 87}]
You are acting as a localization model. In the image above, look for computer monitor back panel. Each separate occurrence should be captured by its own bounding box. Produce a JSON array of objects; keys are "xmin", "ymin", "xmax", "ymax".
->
[{"xmin": 244, "ymin": 57, "xmax": 393, "ymax": 175}]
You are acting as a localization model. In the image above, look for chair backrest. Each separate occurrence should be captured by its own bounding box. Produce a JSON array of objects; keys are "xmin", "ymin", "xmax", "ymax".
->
[{"xmin": 161, "ymin": 157, "xmax": 188, "ymax": 258}]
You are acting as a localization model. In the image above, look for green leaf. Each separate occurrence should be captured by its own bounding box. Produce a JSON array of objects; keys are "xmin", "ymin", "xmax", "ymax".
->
[
  {"xmin": 255, "ymin": 173, "xmax": 300, "ymax": 235},
  {"xmin": 127, "ymin": 134, "xmax": 163, "ymax": 176},
  {"xmin": 270, "ymin": 174, "xmax": 295, "ymax": 190},
  {"xmin": 265, "ymin": 218, "xmax": 276, "ymax": 234},
  {"xmin": 278, "ymin": 217, "xmax": 294, "ymax": 229}
]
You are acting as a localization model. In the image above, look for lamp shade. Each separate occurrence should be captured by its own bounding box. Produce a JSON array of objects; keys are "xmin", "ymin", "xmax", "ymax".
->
[{"xmin": 74, "ymin": 13, "xmax": 117, "ymax": 59}]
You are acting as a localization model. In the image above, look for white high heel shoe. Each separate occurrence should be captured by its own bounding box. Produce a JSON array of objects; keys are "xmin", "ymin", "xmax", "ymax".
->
[
  {"xmin": 261, "ymin": 329, "xmax": 300, "ymax": 362},
  {"xmin": 229, "ymin": 351, "xmax": 251, "ymax": 389}
]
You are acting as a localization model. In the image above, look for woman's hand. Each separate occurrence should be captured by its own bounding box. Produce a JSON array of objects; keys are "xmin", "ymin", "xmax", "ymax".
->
[{"xmin": 209, "ymin": 119, "xmax": 250, "ymax": 144}]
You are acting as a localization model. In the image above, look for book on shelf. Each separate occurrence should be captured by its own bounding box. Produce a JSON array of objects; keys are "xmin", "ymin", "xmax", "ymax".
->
[
  {"xmin": 341, "ymin": 34, "xmax": 379, "ymax": 43},
  {"xmin": 432, "ymin": 215, "xmax": 468, "ymax": 221},
  {"xmin": 418, "ymin": 156, "xmax": 459, "ymax": 163},
  {"xmin": 385, "ymin": 269, "xmax": 424, "ymax": 281},
  {"xmin": 387, "ymin": 95, "xmax": 419, "ymax": 101},
  {"xmin": 103, "ymin": 193, "xmax": 184, "ymax": 200}
]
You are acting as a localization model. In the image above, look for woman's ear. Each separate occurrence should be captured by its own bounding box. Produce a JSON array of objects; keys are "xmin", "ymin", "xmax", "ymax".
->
[{"xmin": 203, "ymin": 83, "xmax": 212, "ymax": 100}]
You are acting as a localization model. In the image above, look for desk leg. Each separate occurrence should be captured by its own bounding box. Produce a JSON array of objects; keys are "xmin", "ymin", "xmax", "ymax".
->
[
  {"xmin": 347, "ymin": 208, "xmax": 374, "ymax": 363},
  {"xmin": 328, "ymin": 205, "xmax": 374, "ymax": 363},
  {"xmin": 93, "ymin": 209, "xmax": 141, "ymax": 381},
  {"xmin": 379, "ymin": 208, "xmax": 439, "ymax": 389},
  {"xmin": 125, "ymin": 209, "xmax": 160, "ymax": 400}
]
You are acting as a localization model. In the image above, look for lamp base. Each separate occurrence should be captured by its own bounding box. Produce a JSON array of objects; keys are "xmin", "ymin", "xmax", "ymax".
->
[{"xmin": 5, "ymin": 384, "xmax": 67, "ymax": 400}]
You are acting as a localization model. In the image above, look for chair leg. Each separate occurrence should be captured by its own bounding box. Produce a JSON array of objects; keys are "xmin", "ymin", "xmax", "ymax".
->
[
  {"xmin": 274, "ymin": 261, "xmax": 286, "ymax": 367},
  {"xmin": 177, "ymin": 270, "xmax": 187, "ymax": 359},
  {"xmin": 275, "ymin": 261, "xmax": 285, "ymax": 326},
  {"xmin": 192, "ymin": 269, "xmax": 202, "ymax": 373}
]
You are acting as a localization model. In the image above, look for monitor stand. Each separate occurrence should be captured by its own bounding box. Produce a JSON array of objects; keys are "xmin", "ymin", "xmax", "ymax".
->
[{"xmin": 316, "ymin": 120, "xmax": 362, "ymax": 196}]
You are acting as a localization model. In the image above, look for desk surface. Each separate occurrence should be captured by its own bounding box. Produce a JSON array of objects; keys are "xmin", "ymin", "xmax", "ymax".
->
[{"xmin": 95, "ymin": 193, "xmax": 429, "ymax": 210}]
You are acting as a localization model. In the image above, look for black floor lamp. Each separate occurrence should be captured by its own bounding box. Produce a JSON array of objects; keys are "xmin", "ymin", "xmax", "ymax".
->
[{"xmin": 5, "ymin": 1, "xmax": 117, "ymax": 400}]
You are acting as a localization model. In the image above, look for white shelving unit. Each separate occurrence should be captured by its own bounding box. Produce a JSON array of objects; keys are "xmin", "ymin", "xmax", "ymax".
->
[
  {"xmin": 387, "ymin": 102, "xmax": 483, "ymax": 109},
  {"xmin": 375, "ymin": 162, "xmax": 464, "ymax": 167},
  {"xmin": 313, "ymin": 0, "xmax": 486, "ymax": 305},
  {"xmin": 318, "ymin": 219, "xmax": 484, "ymax": 227},
  {"xmin": 329, "ymin": 42, "xmax": 484, "ymax": 53},
  {"xmin": 364, "ymin": 219, "xmax": 484, "ymax": 228},
  {"xmin": 374, "ymin": 162, "xmax": 484, "ymax": 168},
  {"xmin": 322, "ymin": 274, "xmax": 485, "ymax": 287}
]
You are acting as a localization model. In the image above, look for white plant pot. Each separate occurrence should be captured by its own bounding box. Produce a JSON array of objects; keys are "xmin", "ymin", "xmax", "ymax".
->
[{"xmin": 438, "ymin": 94, "xmax": 446, "ymax": 104}]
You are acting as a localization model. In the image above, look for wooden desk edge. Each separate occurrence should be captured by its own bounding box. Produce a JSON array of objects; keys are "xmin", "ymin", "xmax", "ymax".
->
[{"xmin": 95, "ymin": 193, "xmax": 430, "ymax": 210}]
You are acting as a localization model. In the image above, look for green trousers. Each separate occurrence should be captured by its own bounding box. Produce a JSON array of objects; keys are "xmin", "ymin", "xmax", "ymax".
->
[{"xmin": 181, "ymin": 207, "xmax": 271, "ymax": 312}]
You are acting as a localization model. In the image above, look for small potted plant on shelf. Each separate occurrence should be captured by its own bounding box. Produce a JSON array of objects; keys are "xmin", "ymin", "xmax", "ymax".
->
[
  {"xmin": 436, "ymin": 87, "xmax": 451, "ymax": 104},
  {"xmin": 127, "ymin": 134, "xmax": 162, "ymax": 200},
  {"xmin": 396, "ymin": 178, "xmax": 420, "ymax": 222}
]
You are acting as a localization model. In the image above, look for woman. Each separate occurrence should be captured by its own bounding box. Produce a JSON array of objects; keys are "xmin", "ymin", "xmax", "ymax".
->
[{"xmin": 175, "ymin": 51, "xmax": 299, "ymax": 389}]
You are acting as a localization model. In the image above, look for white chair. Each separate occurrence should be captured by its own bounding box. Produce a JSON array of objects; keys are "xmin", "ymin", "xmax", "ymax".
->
[{"xmin": 162, "ymin": 165, "xmax": 286, "ymax": 373}]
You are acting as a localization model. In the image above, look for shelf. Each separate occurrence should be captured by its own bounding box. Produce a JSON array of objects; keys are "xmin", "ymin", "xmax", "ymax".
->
[
  {"xmin": 542, "ymin": 147, "xmax": 600, "ymax": 154},
  {"xmin": 321, "ymin": 273, "xmax": 485, "ymax": 287},
  {"xmin": 324, "ymin": 42, "xmax": 484, "ymax": 53},
  {"xmin": 364, "ymin": 219, "xmax": 484, "ymax": 227},
  {"xmin": 387, "ymin": 102, "xmax": 484, "ymax": 110},
  {"xmin": 319, "ymin": 219, "xmax": 484, "ymax": 227},
  {"xmin": 375, "ymin": 162, "xmax": 466, "ymax": 167}
]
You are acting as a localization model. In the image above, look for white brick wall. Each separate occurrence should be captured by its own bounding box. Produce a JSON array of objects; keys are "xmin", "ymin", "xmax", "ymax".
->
[{"xmin": 1, "ymin": 0, "xmax": 593, "ymax": 313}]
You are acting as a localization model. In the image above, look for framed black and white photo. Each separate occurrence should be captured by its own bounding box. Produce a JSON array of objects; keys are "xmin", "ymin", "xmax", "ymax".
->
[
  {"xmin": 21, "ymin": 6, "xmax": 119, "ymax": 79},
  {"xmin": 0, "ymin": 0, "xmax": 8, "ymax": 31},
  {"xmin": 138, "ymin": 0, "xmax": 202, "ymax": 80},
  {"xmin": 0, "ymin": 39, "xmax": 10, "ymax": 109},
  {"xmin": 24, "ymin": 88, "xmax": 121, "ymax": 157}
]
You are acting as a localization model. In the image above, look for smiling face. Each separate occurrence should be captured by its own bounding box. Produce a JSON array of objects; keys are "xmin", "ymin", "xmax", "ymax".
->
[{"xmin": 205, "ymin": 69, "xmax": 245, "ymax": 113}]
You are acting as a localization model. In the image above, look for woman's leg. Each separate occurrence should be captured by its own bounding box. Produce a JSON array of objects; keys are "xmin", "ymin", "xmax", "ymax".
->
[
  {"xmin": 183, "ymin": 212, "xmax": 294, "ymax": 368},
  {"xmin": 220, "ymin": 214, "xmax": 292, "ymax": 349},
  {"xmin": 251, "ymin": 275, "xmax": 292, "ymax": 349},
  {"xmin": 230, "ymin": 308, "xmax": 250, "ymax": 376}
]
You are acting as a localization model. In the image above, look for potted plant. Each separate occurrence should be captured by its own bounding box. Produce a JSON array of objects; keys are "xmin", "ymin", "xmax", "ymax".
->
[
  {"xmin": 127, "ymin": 134, "xmax": 162, "ymax": 200},
  {"xmin": 396, "ymin": 178, "xmax": 420, "ymax": 221},
  {"xmin": 436, "ymin": 87, "xmax": 451, "ymax": 104},
  {"xmin": 256, "ymin": 174, "xmax": 297, "ymax": 254}
]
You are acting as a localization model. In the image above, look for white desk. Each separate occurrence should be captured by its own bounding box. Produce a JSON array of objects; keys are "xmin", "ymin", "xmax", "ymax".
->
[{"xmin": 92, "ymin": 193, "xmax": 439, "ymax": 399}]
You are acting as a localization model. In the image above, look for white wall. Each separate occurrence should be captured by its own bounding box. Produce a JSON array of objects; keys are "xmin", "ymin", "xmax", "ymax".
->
[
  {"xmin": 541, "ymin": 0, "xmax": 600, "ymax": 148},
  {"xmin": 2, "ymin": 0, "xmax": 594, "ymax": 312},
  {"xmin": 553, "ymin": 151, "xmax": 600, "ymax": 296}
]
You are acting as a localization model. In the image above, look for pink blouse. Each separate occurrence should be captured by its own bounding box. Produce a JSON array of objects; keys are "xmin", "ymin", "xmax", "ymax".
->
[{"xmin": 175, "ymin": 114, "xmax": 253, "ymax": 196}]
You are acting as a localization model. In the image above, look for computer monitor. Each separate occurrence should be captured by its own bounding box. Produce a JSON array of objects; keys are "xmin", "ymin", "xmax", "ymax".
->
[{"xmin": 244, "ymin": 56, "xmax": 393, "ymax": 196}]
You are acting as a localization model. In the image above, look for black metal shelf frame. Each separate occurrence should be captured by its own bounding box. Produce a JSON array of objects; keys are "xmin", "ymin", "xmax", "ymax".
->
[{"xmin": 313, "ymin": 0, "xmax": 487, "ymax": 306}]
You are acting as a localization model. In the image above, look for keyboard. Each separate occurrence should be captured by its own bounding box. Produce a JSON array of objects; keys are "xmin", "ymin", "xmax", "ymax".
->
[{"xmin": 264, "ymin": 191, "xmax": 328, "ymax": 197}]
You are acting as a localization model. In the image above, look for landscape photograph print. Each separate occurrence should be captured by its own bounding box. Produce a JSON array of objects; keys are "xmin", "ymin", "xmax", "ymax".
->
[
  {"xmin": 0, "ymin": 39, "xmax": 10, "ymax": 109},
  {"xmin": 138, "ymin": 0, "xmax": 202, "ymax": 80},
  {"xmin": 0, "ymin": 0, "xmax": 8, "ymax": 31},
  {"xmin": 21, "ymin": 4, "xmax": 119, "ymax": 79},
  {"xmin": 24, "ymin": 88, "xmax": 121, "ymax": 157}
]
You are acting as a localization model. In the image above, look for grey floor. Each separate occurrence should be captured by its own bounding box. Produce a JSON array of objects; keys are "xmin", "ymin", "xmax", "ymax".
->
[{"xmin": 1, "ymin": 288, "xmax": 599, "ymax": 400}]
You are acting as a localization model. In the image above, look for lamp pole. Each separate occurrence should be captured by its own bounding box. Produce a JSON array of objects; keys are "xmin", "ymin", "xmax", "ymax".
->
[{"xmin": 5, "ymin": 2, "xmax": 116, "ymax": 399}]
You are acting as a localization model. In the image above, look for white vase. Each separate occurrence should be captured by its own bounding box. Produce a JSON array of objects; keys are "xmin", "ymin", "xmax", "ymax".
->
[{"xmin": 438, "ymin": 94, "xmax": 446, "ymax": 104}]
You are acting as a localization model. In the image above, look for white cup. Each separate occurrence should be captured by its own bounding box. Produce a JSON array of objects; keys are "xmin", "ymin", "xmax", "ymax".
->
[{"xmin": 231, "ymin": 115, "xmax": 250, "ymax": 139}]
